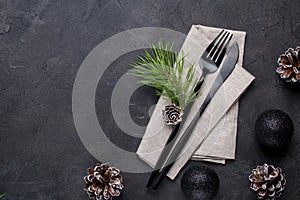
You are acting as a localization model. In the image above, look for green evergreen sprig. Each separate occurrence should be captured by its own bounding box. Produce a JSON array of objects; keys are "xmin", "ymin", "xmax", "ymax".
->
[
  {"xmin": 129, "ymin": 42, "xmax": 199, "ymax": 109},
  {"xmin": 0, "ymin": 193, "xmax": 6, "ymax": 199}
]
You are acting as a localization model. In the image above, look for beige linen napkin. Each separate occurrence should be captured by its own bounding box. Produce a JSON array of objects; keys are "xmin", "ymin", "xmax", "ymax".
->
[{"xmin": 137, "ymin": 25, "xmax": 255, "ymax": 179}]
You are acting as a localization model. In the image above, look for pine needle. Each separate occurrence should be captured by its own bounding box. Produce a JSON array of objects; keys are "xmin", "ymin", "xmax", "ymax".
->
[
  {"xmin": 0, "ymin": 193, "xmax": 6, "ymax": 198},
  {"xmin": 129, "ymin": 42, "xmax": 199, "ymax": 109}
]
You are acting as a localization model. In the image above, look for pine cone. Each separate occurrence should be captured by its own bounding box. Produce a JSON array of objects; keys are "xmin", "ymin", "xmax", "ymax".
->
[
  {"xmin": 162, "ymin": 104, "xmax": 183, "ymax": 125},
  {"xmin": 249, "ymin": 164, "xmax": 286, "ymax": 200},
  {"xmin": 276, "ymin": 46, "xmax": 300, "ymax": 82},
  {"xmin": 84, "ymin": 163, "xmax": 124, "ymax": 200}
]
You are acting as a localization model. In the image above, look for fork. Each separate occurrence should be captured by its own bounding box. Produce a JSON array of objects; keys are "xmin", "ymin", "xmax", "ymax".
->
[
  {"xmin": 194, "ymin": 30, "xmax": 233, "ymax": 91},
  {"xmin": 146, "ymin": 30, "xmax": 233, "ymax": 190}
]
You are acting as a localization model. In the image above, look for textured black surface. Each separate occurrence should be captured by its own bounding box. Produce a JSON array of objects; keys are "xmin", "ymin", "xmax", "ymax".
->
[
  {"xmin": 255, "ymin": 109, "xmax": 294, "ymax": 150},
  {"xmin": 181, "ymin": 165, "xmax": 219, "ymax": 200},
  {"xmin": 0, "ymin": 0, "xmax": 300, "ymax": 199}
]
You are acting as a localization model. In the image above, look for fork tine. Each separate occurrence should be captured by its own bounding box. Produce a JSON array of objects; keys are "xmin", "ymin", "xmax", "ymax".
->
[
  {"xmin": 211, "ymin": 32, "xmax": 230, "ymax": 61},
  {"xmin": 207, "ymin": 31, "xmax": 228, "ymax": 59},
  {"xmin": 205, "ymin": 30, "xmax": 225, "ymax": 53},
  {"xmin": 215, "ymin": 33, "xmax": 233, "ymax": 66}
]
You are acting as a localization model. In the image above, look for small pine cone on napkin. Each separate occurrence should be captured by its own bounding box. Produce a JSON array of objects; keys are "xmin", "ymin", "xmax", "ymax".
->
[
  {"xmin": 249, "ymin": 164, "xmax": 286, "ymax": 200},
  {"xmin": 84, "ymin": 163, "xmax": 124, "ymax": 200},
  {"xmin": 276, "ymin": 46, "xmax": 300, "ymax": 82},
  {"xmin": 162, "ymin": 104, "xmax": 183, "ymax": 125}
]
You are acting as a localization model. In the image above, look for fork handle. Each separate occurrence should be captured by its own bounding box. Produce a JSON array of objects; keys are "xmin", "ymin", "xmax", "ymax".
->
[
  {"xmin": 150, "ymin": 94, "xmax": 211, "ymax": 190},
  {"xmin": 194, "ymin": 67, "xmax": 209, "ymax": 92},
  {"xmin": 146, "ymin": 123, "xmax": 181, "ymax": 188},
  {"xmin": 194, "ymin": 75, "xmax": 205, "ymax": 92},
  {"xmin": 146, "ymin": 76, "xmax": 205, "ymax": 189}
]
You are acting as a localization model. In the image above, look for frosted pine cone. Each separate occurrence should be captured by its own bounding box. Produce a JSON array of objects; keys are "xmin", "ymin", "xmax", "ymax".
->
[
  {"xmin": 276, "ymin": 46, "xmax": 300, "ymax": 82},
  {"xmin": 84, "ymin": 163, "xmax": 124, "ymax": 200},
  {"xmin": 249, "ymin": 164, "xmax": 286, "ymax": 200},
  {"xmin": 162, "ymin": 104, "xmax": 183, "ymax": 125}
]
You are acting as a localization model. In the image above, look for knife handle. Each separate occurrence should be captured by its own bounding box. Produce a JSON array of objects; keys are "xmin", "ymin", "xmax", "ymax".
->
[
  {"xmin": 149, "ymin": 94, "xmax": 211, "ymax": 190},
  {"xmin": 147, "ymin": 100, "xmax": 196, "ymax": 188},
  {"xmin": 147, "ymin": 78, "xmax": 204, "ymax": 188},
  {"xmin": 162, "ymin": 94, "xmax": 211, "ymax": 166},
  {"xmin": 146, "ymin": 123, "xmax": 181, "ymax": 188}
]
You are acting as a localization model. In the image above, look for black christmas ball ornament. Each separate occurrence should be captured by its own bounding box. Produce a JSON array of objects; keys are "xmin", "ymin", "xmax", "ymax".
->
[
  {"xmin": 181, "ymin": 165, "xmax": 219, "ymax": 200},
  {"xmin": 255, "ymin": 109, "xmax": 294, "ymax": 151}
]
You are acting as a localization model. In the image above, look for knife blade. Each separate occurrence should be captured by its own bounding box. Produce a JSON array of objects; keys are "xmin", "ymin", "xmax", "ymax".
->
[{"xmin": 149, "ymin": 42, "xmax": 239, "ymax": 190}]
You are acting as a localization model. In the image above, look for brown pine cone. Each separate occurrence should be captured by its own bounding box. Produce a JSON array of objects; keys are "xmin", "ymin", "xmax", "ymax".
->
[
  {"xmin": 162, "ymin": 104, "xmax": 183, "ymax": 125},
  {"xmin": 249, "ymin": 164, "xmax": 286, "ymax": 200},
  {"xmin": 276, "ymin": 46, "xmax": 300, "ymax": 82},
  {"xmin": 84, "ymin": 163, "xmax": 124, "ymax": 200}
]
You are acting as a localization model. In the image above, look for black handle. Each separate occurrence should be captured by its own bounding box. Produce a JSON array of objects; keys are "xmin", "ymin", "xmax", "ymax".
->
[
  {"xmin": 148, "ymin": 72, "xmax": 225, "ymax": 189},
  {"xmin": 194, "ymin": 75, "xmax": 205, "ymax": 92},
  {"xmin": 146, "ymin": 101, "xmax": 194, "ymax": 188},
  {"xmin": 150, "ymin": 163, "xmax": 173, "ymax": 190},
  {"xmin": 146, "ymin": 75, "xmax": 205, "ymax": 189},
  {"xmin": 146, "ymin": 123, "xmax": 180, "ymax": 188},
  {"xmin": 149, "ymin": 95, "xmax": 211, "ymax": 190}
]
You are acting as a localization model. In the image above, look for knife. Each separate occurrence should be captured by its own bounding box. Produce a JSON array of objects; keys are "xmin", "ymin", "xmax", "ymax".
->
[{"xmin": 149, "ymin": 42, "xmax": 239, "ymax": 190}]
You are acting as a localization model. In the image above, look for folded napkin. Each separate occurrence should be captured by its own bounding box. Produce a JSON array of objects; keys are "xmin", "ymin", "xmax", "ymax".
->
[{"xmin": 137, "ymin": 25, "xmax": 255, "ymax": 179}]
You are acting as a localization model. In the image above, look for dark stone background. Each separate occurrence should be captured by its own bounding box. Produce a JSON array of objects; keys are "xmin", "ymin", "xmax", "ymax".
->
[{"xmin": 0, "ymin": 0, "xmax": 299, "ymax": 199}]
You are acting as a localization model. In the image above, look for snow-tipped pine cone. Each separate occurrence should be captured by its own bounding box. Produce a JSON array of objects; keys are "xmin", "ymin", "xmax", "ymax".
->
[
  {"xmin": 84, "ymin": 163, "xmax": 124, "ymax": 200},
  {"xmin": 249, "ymin": 164, "xmax": 286, "ymax": 200},
  {"xmin": 162, "ymin": 104, "xmax": 183, "ymax": 125},
  {"xmin": 276, "ymin": 46, "xmax": 300, "ymax": 82}
]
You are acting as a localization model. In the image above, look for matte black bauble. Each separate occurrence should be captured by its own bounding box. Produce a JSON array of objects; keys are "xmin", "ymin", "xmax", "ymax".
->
[
  {"xmin": 255, "ymin": 109, "xmax": 294, "ymax": 151},
  {"xmin": 181, "ymin": 165, "xmax": 219, "ymax": 200}
]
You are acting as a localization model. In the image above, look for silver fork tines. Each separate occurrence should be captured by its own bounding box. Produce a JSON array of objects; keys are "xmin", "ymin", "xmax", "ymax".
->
[
  {"xmin": 206, "ymin": 31, "xmax": 233, "ymax": 65},
  {"xmin": 214, "ymin": 32, "xmax": 233, "ymax": 66},
  {"xmin": 197, "ymin": 30, "xmax": 233, "ymax": 90}
]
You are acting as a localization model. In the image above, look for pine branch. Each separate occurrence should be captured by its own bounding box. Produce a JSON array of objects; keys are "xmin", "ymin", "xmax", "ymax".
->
[
  {"xmin": 129, "ymin": 42, "xmax": 199, "ymax": 109},
  {"xmin": 0, "ymin": 193, "xmax": 6, "ymax": 199}
]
